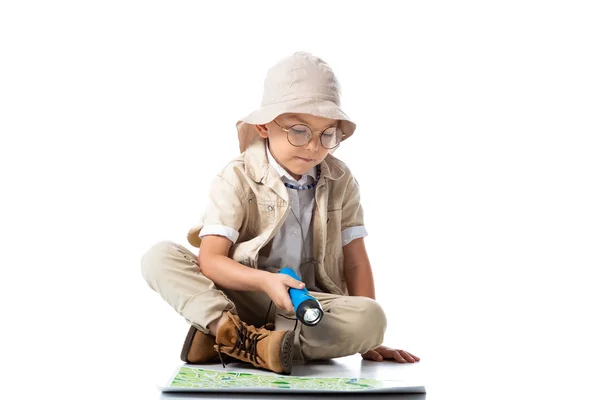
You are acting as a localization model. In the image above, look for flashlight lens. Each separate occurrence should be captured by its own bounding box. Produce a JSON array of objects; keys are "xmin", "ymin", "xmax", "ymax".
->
[{"xmin": 303, "ymin": 308, "xmax": 322, "ymax": 324}]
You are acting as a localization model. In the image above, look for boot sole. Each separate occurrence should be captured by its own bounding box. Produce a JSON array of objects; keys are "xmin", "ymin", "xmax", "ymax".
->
[
  {"xmin": 180, "ymin": 325, "xmax": 197, "ymax": 363},
  {"xmin": 280, "ymin": 330, "xmax": 294, "ymax": 375}
]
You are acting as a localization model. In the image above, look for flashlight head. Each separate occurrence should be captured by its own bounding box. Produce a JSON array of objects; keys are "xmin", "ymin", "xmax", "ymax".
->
[{"xmin": 297, "ymin": 299, "xmax": 324, "ymax": 326}]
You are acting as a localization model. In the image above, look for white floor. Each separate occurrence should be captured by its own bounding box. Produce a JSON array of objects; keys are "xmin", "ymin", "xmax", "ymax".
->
[{"xmin": 158, "ymin": 354, "xmax": 426, "ymax": 399}]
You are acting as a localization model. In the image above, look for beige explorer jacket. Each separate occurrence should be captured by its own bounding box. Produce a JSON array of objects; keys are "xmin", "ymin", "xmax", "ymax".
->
[{"xmin": 187, "ymin": 139, "xmax": 365, "ymax": 295}]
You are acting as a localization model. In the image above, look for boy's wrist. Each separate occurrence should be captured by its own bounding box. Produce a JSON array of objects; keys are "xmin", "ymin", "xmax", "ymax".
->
[{"xmin": 251, "ymin": 269, "xmax": 271, "ymax": 292}]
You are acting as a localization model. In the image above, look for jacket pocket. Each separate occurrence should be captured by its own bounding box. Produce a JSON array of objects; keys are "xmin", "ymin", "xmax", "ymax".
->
[{"xmin": 257, "ymin": 201, "xmax": 278, "ymax": 225}]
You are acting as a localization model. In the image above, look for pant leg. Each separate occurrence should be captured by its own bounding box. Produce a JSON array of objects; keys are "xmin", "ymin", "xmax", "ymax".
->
[
  {"xmin": 298, "ymin": 292, "xmax": 387, "ymax": 360},
  {"xmin": 141, "ymin": 241, "xmax": 237, "ymax": 333},
  {"xmin": 142, "ymin": 240, "xmax": 277, "ymax": 334},
  {"xmin": 218, "ymin": 288, "xmax": 275, "ymax": 329}
]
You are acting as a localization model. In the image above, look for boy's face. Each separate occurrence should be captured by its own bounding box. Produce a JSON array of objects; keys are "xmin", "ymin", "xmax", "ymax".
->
[{"xmin": 255, "ymin": 113, "xmax": 338, "ymax": 180}]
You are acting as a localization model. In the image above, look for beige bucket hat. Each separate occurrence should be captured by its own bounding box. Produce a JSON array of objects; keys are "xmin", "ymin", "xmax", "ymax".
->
[{"xmin": 236, "ymin": 52, "xmax": 357, "ymax": 153}]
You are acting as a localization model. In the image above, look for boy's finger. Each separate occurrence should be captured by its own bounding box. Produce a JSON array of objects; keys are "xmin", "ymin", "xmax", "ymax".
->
[
  {"xmin": 399, "ymin": 350, "xmax": 415, "ymax": 363},
  {"xmin": 283, "ymin": 297, "xmax": 294, "ymax": 313},
  {"xmin": 285, "ymin": 277, "xmax": 305, "ymax": 289},
  {"xmin": 393, "ymin": 352, "xmax": 407, "ymax": 363}
]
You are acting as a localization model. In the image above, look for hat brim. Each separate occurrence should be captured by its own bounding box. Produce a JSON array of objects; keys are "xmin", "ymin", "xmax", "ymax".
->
[{"xmin": 236, "ymin": 98, "xmax": 356, "ymax": 153}]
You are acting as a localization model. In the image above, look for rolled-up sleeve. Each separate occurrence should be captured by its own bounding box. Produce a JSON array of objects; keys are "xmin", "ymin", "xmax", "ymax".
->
[
  {"xmin": 341, "ymin": 176, "xmax": 367, "ymax": 246},
  {"xmin": 199, "ymin": 224, "xmax": 240, "ymax": 244},
  {"xmin": 342, "ymin": 226, "xmax": 368, "ymax": 246},
  {"xmin": 190, "ymin": 174, "xmax": 245, "ymax": 246}
]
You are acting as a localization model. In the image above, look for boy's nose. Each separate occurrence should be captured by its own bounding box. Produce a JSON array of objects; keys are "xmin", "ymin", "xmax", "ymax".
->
[{"xmin": 304, "ymin": 135, "xmax": 321, "ymax": 152}]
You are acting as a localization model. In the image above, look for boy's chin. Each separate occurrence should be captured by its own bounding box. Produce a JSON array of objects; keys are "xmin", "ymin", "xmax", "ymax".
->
[
  {"xmin": 289, "ymin": 166, "xmax": 312, "ymax": 177},
  {"xmin": 285, "ymin": 158, "xmax": 320, "ymax": 178}
]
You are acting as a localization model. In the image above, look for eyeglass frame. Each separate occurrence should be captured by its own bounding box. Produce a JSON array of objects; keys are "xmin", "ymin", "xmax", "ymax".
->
[{"xmin": 272, "ymin": 119, "xmax": 345, "ymax": 149}]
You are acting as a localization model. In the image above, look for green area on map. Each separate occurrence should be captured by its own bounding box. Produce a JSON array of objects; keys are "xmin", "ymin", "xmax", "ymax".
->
[{"xmin": 170, "ymin": 366, "xmax": 385, "ymax": 391}]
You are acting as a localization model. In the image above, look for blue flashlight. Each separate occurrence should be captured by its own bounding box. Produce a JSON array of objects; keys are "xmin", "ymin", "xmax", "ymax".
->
[{"xmin": 279, "ymin": 267, "xmax": 324, "ymax": 326}]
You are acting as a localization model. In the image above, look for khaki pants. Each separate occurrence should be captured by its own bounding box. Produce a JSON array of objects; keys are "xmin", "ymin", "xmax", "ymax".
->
[{"xmin": 141, "ymin": 241, "xmax": 386, "ymax": 361}]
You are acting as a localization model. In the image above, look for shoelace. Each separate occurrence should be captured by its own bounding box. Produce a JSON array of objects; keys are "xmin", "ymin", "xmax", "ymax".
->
[
  {"xmin": 216, "ymin": 323, "xmax": 267, "ymax": 368},
  {"xmin": 265, "ymin": 300, "xmax": 300, "ymax": 331}
]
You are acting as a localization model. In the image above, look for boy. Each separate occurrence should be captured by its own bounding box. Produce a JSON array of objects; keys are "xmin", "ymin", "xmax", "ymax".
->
[{"xmin": 141, "ymin": 52, "xmax": 419, "ymax": 375}]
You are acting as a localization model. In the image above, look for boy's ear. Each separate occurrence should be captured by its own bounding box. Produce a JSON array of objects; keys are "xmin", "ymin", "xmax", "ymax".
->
[{"xmin": 254, "ymin": 124, "xmax": 269, "ymax": 139}]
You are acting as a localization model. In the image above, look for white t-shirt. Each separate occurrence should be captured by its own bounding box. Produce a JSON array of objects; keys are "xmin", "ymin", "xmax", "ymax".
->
[{"xmin": 258, "ymin": 144, "xmax": 320, "ymax": 290}]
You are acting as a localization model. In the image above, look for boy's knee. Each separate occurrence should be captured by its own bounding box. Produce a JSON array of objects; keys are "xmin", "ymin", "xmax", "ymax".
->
[
  {"xmin": 360, "ymin": 298, "xmax": 387, "ymax": 347},
  {"xmin": 140, "ymin": 240, "xmax": 178, "ymax": 284},
  {"xmin": 342, "ymin": 297, "xmax": 386, "ymax": 353},
  {"xmin": 300, "ymin": 297, "xmax": 387, "ymax": 360}
]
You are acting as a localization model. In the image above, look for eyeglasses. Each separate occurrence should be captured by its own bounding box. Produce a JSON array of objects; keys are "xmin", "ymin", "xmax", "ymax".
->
[{"xmin": 272, "ymin": 119, "xmax": 345, "ymax": 149}]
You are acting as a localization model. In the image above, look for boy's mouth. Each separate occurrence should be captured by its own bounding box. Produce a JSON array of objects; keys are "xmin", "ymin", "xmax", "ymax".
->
[{"xmin": 295, "ymin": 156, "xmax": 314, "ymax": 163}]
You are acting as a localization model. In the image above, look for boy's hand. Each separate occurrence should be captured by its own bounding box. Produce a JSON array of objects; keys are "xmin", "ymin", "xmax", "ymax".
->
[
  {"xmin": 362, "ymin": 345, "xmax": 420, "ymax": 363},
  {"xmin": 260, "ymin": 273, "xmax": 305, "ymax": 314}
]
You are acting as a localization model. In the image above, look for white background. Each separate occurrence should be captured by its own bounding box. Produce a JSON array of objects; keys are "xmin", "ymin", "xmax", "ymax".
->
[{"xmin": 1, "ymin": 1, "xmax": 599, "ymax": 399}]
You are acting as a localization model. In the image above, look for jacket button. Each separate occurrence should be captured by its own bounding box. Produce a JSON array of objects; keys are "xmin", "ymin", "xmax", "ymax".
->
[{"xmin": 268, "ymin": 205, "xmax": 274, "ymax": 211}]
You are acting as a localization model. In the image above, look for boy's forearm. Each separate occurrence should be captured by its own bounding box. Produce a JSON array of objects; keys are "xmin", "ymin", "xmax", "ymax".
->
[
  {"xmin": 200, "ymin": 254, "xmax": 269, "ymax": 292},
  {"xmin": 344, "ymin": 264, "xmax": 376, "ymax": 299}
]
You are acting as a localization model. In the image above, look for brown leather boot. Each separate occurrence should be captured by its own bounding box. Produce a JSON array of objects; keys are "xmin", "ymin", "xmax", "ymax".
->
[
  {"xmin": 214, "ymin": 312, "xmax": 294, "ymax": 375},
  {"xmin": 181, "ymin": 321, "xmax": 276, "ymax": 363},
  {"xmin": 181, "ymin": 325, "xmax": 220, "ymax": 363}
]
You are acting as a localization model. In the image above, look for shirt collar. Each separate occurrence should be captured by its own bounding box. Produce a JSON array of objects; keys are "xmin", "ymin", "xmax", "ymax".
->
[
  {"xmin": 265, "ymin": 142, "xmax": 316, "ymax": 185},
  {"xmin": 242, "ymin": 139, "xmax": 346, "ymax": 185}
]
